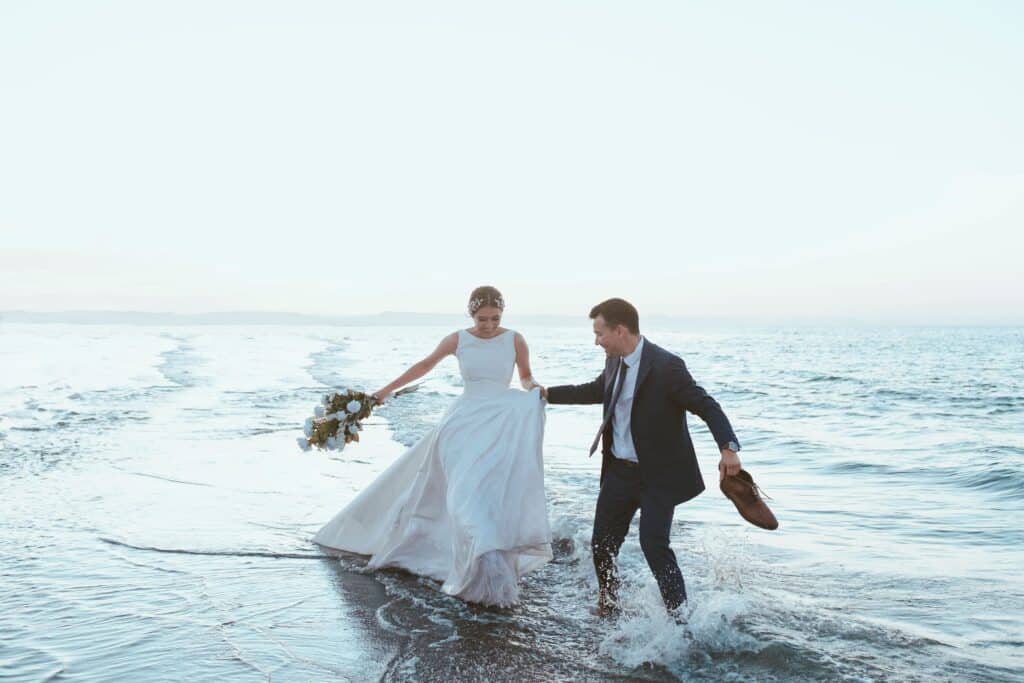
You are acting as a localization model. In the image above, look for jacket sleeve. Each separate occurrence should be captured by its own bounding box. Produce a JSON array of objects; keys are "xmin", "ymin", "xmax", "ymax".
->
[
  {"xmin": 666, "ymin": 356, "xmax": 739, "ymax": 449},
  {"xmin": 546, "ymin": 371, "xmax": 605, "ymax": 405}
]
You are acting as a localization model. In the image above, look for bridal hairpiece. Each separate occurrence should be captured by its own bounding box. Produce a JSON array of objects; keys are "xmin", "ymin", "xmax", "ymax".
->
[{"xmin": 469, "ymin": 295, "xmax": 505, "ymax": 314}]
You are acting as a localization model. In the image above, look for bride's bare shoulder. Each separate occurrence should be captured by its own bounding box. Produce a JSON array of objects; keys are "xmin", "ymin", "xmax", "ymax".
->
[{"xmin": 437, "ymin": 331, "xmax": 460, "ymax": 353}]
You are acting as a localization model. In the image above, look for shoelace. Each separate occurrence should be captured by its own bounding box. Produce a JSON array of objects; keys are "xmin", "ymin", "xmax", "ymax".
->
[
  {"xmin": 752, "ymin": 482, "xmax": 773, "ymax": 501},
  {"xmin": 738, "ymin": 477, "xmax": 773, "ymax": 501}
]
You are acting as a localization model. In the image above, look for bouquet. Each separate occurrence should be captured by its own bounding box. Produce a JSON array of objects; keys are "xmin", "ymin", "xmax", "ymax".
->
[{"xmin": 297, "ymin": 385, "xmax": 420, "ymax": 452}]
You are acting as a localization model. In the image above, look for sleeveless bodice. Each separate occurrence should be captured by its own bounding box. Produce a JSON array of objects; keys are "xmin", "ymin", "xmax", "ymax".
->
[{"xmin": 456, "ymin": 329, "xmax": 516, "ymax": 397}]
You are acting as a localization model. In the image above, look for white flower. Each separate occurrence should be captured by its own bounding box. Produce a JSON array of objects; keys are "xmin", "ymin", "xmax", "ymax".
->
[
  {"xmin": 314, "ymin": 406, "xmax": 325, "ymax": 418},
  {"xmin": 326, "ymin": 436, "xmax": 338, "ymax": 450},
  {"xmin": 303, "ymin": 417, "xmax": 315, "ymax": 437},
  {"xmin": 347, "ymin": 423, "xmax": 361, "ymax": 435},
  {"xmin": 335, "ymin": 438, "xmax": 346, "ymax": 452},
  {"xmin": 326, "ymin": 411, "xmax": 346, "ymax": 422},
  {"xmin": 346, "ymin": 399, "xmax": 361, "ymax": 414},
  {"xmin": 296, "ymin": 436, "xmax": 311, "ymax": 452}
]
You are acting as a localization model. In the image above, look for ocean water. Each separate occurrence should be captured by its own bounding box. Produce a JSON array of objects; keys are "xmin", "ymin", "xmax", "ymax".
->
[{"xmin": 1, "ymin": 323, "xmax": 1022, "ymax": 682}]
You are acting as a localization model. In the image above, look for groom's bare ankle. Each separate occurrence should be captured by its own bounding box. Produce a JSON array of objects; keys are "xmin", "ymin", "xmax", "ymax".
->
[{"xmin": 594, "ymin": 591, "xmax": 620, "ymax": 618}]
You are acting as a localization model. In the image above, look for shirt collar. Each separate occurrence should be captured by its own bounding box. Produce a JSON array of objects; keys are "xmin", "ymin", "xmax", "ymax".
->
[{"xmin": 622, "ymin": 336, "xmax": 644, "ymax": 368}]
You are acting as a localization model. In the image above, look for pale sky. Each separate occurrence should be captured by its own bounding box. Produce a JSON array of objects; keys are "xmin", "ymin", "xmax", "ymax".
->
[{"xmin": 2, "ymin": 1, "xmax": 1022, "ymax": 323}]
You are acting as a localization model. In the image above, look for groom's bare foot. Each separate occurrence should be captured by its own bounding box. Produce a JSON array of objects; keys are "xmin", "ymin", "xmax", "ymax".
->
[
  {"xmin": 669, "ymin": 603, "xmax": 688, "ymax": 625},
  {"xmin": 592, "ymin": 592, "xmax": 620, "ymax": 618}
]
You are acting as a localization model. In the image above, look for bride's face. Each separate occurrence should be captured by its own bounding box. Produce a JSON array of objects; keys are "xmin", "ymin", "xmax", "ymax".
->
[{"xmin": 472, "ymin": 306, "xmax": 503, "ymax": 337}]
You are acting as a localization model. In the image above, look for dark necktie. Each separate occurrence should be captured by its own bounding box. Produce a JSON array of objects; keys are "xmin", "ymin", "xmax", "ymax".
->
[{"xmin": 589, "ymin": 358, "xmax": 628, "ymax": 457}]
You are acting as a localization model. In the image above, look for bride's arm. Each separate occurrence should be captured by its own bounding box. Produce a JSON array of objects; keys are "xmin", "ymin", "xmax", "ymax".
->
[
  {"xmin": 513, "ymin": 332, "xmax": 542, "ymax": 391},
  {"xmin": 373, "ymin": 333, "xmax": 458, "ymax": 400}
]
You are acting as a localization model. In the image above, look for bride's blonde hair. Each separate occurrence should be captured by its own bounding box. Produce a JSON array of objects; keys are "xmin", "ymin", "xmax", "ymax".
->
[{"xmin": 468, "ymin": 286, "xmax": 505, "ymax": 315}]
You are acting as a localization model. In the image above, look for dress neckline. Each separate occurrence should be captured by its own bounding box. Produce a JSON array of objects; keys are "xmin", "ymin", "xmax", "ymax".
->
[{"xmin": 463, "ymin": 329, "xmax": 511, "ymax": 341}]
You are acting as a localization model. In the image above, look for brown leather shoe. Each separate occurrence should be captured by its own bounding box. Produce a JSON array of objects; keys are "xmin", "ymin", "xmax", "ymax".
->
[{"xmin": 720, "ymin": 469, "xmax": 779, "ymax": 530}]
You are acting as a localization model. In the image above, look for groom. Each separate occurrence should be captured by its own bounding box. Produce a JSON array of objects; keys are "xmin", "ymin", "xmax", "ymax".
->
[{"xmin": 544, "ymin": 298, "xmax": 742, "ymax": 616}]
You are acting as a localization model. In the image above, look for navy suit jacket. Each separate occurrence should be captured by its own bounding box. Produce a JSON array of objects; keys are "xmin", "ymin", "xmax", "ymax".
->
[{"xmin": 547, "ymin": 339, "xmax": 739, "ymax": 505}]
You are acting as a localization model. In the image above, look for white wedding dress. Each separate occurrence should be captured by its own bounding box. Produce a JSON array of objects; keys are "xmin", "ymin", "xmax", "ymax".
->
[{"xmin": 314, "ymin": 329, "xmax": 551, "ymax": 607}]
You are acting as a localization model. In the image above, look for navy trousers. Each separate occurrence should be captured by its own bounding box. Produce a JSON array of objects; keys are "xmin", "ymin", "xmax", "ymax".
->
[{"xmin": 592, "ymin": 459, "xmax": 687, "ymax": 611}]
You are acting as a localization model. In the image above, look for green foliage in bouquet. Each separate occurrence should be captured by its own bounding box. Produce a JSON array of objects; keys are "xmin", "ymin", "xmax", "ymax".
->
[{"xmin": 298, "ymin": 384, "xmax": 420, "ymax": 452}]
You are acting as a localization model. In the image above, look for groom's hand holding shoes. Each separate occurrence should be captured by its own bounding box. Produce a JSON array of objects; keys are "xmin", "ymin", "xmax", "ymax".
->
[{"xmin": 718, "ymin": 448, "xmax": 741, "ymax": 482}]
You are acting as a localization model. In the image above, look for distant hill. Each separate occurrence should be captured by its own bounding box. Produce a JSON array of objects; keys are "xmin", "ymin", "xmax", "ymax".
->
[
  {"xmin": 0, "ymin": 310, "xmax": 571, "ymax": 326},
  {"xmin": 0, "ymin": 310, "xmax": 892, "ymax": 328}
]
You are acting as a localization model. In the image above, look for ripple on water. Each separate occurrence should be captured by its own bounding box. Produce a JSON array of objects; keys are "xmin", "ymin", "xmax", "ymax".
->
[{"xmin": 156, "ymin": 335, "xmax": 206, "ymax": 387}]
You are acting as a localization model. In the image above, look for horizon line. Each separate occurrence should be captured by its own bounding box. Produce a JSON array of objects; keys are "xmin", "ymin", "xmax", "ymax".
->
[{"xmin": 2, "ymin": 309, "xmax": 1021, "ymax": 328}]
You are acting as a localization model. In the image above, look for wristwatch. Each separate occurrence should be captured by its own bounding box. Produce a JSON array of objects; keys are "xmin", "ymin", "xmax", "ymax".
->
[{"xmin": 723, "ymin": 440, "xmax": 741, "ymax": 452}]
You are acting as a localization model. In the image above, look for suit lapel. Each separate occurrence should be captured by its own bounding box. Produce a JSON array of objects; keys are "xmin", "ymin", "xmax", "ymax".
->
[{"xmin": 633, "ymin": 340, "xmax": 655, "ymax": 396}]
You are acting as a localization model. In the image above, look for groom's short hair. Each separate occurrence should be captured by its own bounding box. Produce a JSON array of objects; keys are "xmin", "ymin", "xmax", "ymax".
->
[{"xmin": 590, "ymin": 298, "xmax": 640, "ymax": 334}]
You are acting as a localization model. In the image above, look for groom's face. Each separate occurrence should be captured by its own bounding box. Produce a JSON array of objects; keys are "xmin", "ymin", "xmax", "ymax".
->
[{"xmin": 592, "ymin": 315, "xmax": 625, "ymax": 357}]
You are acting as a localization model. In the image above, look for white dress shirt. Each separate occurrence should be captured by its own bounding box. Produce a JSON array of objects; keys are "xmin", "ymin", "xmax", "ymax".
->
[{"xmin": 610, "ymin": 336, "xmax": 644, "ymax": 462}]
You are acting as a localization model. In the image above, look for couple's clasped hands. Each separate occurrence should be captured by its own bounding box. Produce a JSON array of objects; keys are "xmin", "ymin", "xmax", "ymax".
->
[{"xmin": 520, "ymin": 377, "xmax": 547, "ymax": 399}]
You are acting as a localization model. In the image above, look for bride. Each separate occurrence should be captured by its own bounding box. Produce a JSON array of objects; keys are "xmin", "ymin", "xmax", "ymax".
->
[{"xmin": 313, "ymin": 286, "xmax": 551, "ymax": 607}]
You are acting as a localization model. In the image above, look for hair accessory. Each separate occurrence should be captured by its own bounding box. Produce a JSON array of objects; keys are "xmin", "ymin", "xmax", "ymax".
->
[{"xmin": 469, "ymin": 295, "xmax": 505, "ymax": 314}]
